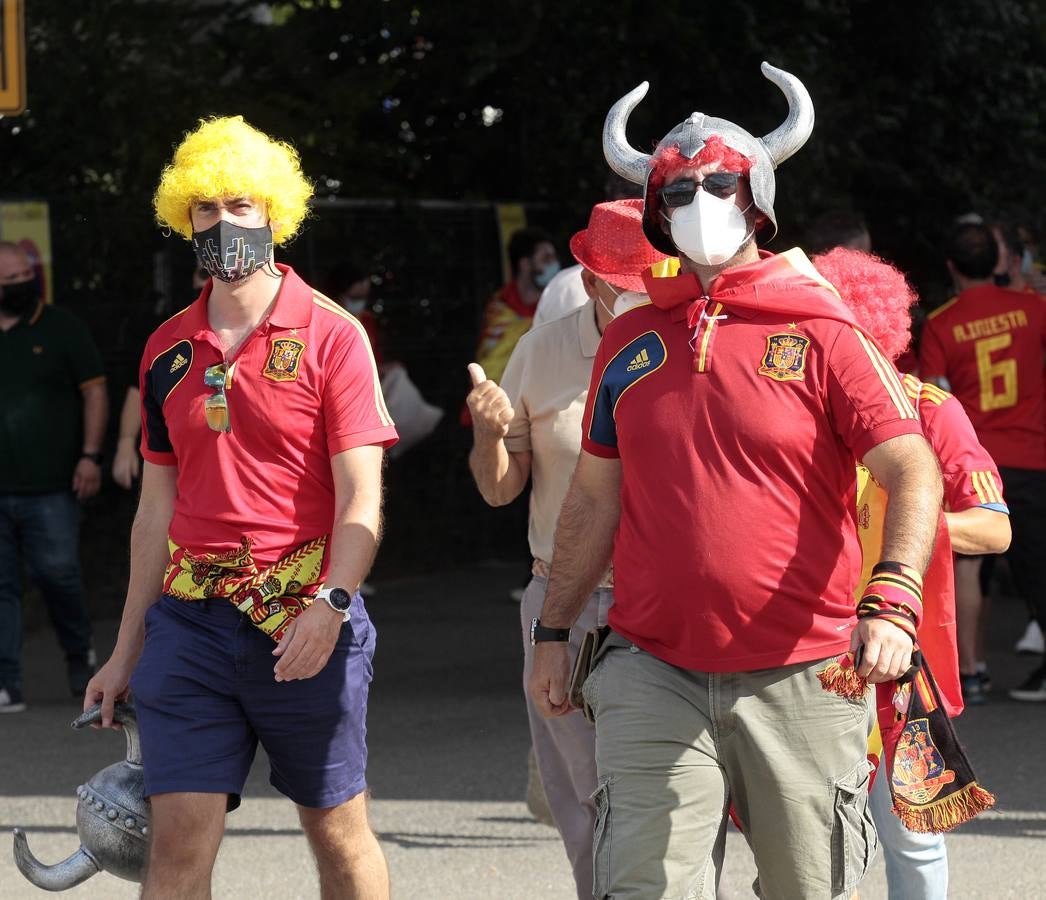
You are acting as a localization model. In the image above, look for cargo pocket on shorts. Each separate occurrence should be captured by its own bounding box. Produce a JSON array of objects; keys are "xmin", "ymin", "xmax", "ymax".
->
[
  {"xmin": 830, "ymin": 758, "xmax": 878, "ymax": 897},
  {"xmin": 591, "ymin": 776, "xmax": 613, "ymax": 899}
]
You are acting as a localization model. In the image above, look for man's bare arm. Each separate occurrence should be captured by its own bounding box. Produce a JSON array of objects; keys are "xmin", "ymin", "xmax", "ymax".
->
[
  {"xmin": 539, "ymin": 452, "xmax": 621, "ymax": 627},
  {"xmin": 854, "ymin": 432, "xmax": 942, "ymax": 682},
  {"xmin": 84, "ymin": 461, "xmax": 177, "ymax": 725},
  {"xmin": 863, "ymin": 432, "xmax": 943, "ymax": 574},
  {"xmin": 324, "ymin": 444, "xmax": 385, "ymax": 591},
  {"xmin": 465, "ymin": 362, "xmax": 532, "ymax": 506},
  {"xmin": 528, "ymin": 451, "xmax": 620, "ymax": 717},
  {"xmin": 468, "ymin": 435, "xmax": 532, "ymax": 507},
  {"xmin": 80, "ymin": 379, "xmax": 108, "ymax": 455},
  {"xmin": 273, "ymin": 444, "xmax": 384, "ymax": 682},
  {"xmin": 945, "ymin": 507, "xmax": 1011, "ymax": 556}
]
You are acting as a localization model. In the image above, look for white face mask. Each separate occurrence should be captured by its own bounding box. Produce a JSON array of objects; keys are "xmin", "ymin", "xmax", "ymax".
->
[
  {"xmin": 594, "ymin": 285, "xmax": 647, "ymax": 321},
  {"xmin": 612, "ymin": 290, "xmax": 647, "ymax": 316},
  {"xmin": 341, "ymin": 297, "xmax": 367, "ymax": 315},
  {"xmin": 668, "ymin": 190, "xmax": 753, "ymax": 267}
]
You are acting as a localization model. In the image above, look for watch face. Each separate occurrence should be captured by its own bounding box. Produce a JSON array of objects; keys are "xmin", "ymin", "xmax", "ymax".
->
[{"xmin": 328, "ymin": 588, "xmax": 353, "ymax": 611}]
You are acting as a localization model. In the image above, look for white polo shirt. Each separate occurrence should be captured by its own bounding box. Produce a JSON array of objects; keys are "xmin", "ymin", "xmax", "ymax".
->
[{"xmin": 501, "ymin": 297, "xmax": 602, "ymax": 564}]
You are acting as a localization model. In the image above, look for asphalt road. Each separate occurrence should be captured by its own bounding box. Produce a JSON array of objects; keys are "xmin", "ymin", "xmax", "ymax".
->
[{"xmin": 1, "ymin": 562, "xmax": 1043, "ymax": 898}]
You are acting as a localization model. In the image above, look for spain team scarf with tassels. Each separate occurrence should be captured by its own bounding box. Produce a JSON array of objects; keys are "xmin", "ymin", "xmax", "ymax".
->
[{"xmin": 819, "ymin": 561, "xmax": 995, "ymax": 832}]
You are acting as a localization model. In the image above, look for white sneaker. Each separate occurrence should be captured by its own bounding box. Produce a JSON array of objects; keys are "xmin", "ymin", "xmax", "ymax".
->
[
  {"xmin": 0, "ymin": 687, "xmax": 26, "ymax": 713},
  {"xmin": 1015, "ymin": 620, "xmax": 1045, "ymax": 655}
]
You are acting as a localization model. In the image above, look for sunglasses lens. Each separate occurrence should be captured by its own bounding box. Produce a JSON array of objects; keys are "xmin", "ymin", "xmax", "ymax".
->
[
  {"xmin": 660, "ymin": 180, "xmax": 698, "ymax": 208},
  {"xmin": 204, "ymin": 392, "xmax": 230, "ymax": 432},
  {"xmin": 702, "ymin": 173, "xmax": 740, "ymax": 199},
  {"xmin": 203, "ymin": 364, "xmax": 227, "ymax": 389}
]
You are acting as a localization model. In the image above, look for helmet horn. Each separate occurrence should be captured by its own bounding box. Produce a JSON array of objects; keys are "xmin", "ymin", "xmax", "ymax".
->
[
  {"xmin": 758, "ymin": 62, "xmax": 815, "ymax": 168},
  {"xmin": 13, "ymin": 829, "xmax": 101, "ymax": 891},
  {"xmin": 603, "ymin": 81, "xmax": 653, "ymax": 185}
]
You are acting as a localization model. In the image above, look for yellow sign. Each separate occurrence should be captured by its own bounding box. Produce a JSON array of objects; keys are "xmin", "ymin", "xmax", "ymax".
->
[
  {"xmin": 494, "ymin": 203, "xmax": 527, "ymax": 284},
  {"xmin": 0, "ymin": 0, "xmax": 26, "ymax": 115},
  {"xmin": 0, "ymin": 201, "xmax": 53, "ymax": 304}
]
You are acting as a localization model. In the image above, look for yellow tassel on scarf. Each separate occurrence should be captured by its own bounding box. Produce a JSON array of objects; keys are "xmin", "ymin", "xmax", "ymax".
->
[
  {"xmin": 893, "ymin": 781, "xmax": 996, "ymax": 834},
  {"xmin": 817, "ymin": 650, "xmax": 868, "ymax": 700}
]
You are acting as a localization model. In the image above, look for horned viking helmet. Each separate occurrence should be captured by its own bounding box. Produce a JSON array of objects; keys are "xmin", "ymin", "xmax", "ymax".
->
[{"xmin": 603, "ymin": 61, "xmax": 815, "ymax": 254}]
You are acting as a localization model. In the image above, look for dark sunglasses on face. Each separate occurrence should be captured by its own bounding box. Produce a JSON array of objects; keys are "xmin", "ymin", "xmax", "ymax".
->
[
  {"xmin": 203, "ymin": 363, "xmax": 231, "ymax": 433},
  {"xmin": 658, "ymin": 172, "xmax": 742, "ymax": 208}
]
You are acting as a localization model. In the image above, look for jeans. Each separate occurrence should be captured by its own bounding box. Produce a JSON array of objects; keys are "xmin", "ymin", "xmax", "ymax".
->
[
  {"xmin": 868, "ymin": 761, "xmax": 949, "ymax": 900},
  {"xmin": 0, "ymin": 492, "xmax": 93, "ymax": 690}
]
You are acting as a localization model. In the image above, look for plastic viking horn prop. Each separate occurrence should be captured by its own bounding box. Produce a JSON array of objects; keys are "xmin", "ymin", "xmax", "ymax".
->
[
  {"xmin": 603, "ymin": 61, "xmax": 815, "ymax": 253},
  {"xmin": 13, "ymin": 703, "xmax": 148, "ymax": 890}
]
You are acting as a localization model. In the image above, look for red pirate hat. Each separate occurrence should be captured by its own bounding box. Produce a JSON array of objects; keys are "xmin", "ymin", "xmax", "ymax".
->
[{"xmin": 569, "ymin": 199, "xmax": 668, "ymax": 292}]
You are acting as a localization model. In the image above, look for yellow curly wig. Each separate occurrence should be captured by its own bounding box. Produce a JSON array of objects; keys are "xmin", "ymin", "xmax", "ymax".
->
[{"xmin": 153, "ymin": 116, "xmax": 313, "ymax": 244}]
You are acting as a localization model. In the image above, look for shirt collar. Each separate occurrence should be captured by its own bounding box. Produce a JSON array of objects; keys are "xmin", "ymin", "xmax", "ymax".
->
[
  {"xmin": 578, "ymin": 297, "xmax": 601, "ymax": 358},
  {"xmin": 175, "ymin": 263, "xmax": 314, "ymax": 339}
]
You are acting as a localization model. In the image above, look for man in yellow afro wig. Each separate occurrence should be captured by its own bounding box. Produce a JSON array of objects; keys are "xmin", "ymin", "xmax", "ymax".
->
[
  {"xmin": 87, "ymin": 114, "xmax": 396, "ymax": 898},
  {"xmin": 155, "ymin": 115, "xmax": 312, "ymax": 246}
]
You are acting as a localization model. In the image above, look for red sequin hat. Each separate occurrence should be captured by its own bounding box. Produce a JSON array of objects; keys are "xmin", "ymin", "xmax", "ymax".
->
[{"xmin": 569, "ymin": 199, "xmax": 669, "ymax": 292}]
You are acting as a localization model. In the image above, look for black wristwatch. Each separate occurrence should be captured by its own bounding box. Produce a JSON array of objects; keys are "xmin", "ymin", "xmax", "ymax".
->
[
  {"xmin": 530, "ymin": 617, "xmax": 570, "ymax": 646},
  {"xmin": 317, "ymin": 586, "xmax": 353, "ymax": 622},
  {"xmin": 81, "ymin": 451, "xmax": 103, "ymax": 465}
]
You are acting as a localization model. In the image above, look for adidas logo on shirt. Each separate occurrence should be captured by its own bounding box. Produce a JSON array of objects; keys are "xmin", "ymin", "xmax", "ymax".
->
[
  {"xmin": 626, "ymin": 348, "xmax": 651, "ymax": 372},
  {"xmin": 169, "ymin": 353, "xmax": 188, "ymax": 374}
]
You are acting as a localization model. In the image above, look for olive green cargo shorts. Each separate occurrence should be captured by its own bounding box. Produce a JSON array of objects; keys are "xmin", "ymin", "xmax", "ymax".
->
[{"xmin": 582, "ymin": 632, "xmax": 877, "ymax": 900}]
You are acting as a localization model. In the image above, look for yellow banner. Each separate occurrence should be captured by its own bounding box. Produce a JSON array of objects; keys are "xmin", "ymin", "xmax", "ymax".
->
[
  {"xmin": 495, "ymin": 203, "xmax": 527, "ymax": 284},
  {"xmin": 0, "ymin": 200, "xmax": 53, "ymax": 304},
  {"xmin": 0, "ymin": 0, "xmax": 26, "ymax": 115}
]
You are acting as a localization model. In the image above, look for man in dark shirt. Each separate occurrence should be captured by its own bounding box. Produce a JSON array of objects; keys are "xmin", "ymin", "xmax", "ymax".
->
[{"xmin": 0, "ymin": 241, "xmax": 108, "ymax": 712}]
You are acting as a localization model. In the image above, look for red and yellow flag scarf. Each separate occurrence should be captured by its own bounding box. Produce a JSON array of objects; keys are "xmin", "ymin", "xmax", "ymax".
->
[
  {"xmin": 163, "ymin": 535, "xmax": 327, "ymax": 642},
  {"xmin": 817, "ymin": 468, "xmax": 995, "ymax": 833}
]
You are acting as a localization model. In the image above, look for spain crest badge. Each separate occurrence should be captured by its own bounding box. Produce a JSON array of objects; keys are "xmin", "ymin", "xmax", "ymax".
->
[
  {"xmin": 758, "ymin": 332, "xmax": 810, "ymax": 382},
  {"xmin": 263, "ymin": 338, "xmax": 306, "ymax": 382}
]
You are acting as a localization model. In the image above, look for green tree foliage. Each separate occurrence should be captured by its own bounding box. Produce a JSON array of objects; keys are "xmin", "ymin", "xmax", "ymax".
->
[{"xmin": 2, "ymin": 0, "xmax": 1042, "ymax": 307}]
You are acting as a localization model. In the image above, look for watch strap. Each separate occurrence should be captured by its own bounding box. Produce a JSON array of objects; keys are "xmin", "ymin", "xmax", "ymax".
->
[
  {"xmin": 531, "ymin": 617, "xmax": 571, "ymax": 645},
  {"xmin": 316, "ymin": 587, "xmax": 352, "ymax": 622},
  {"xmin": 81, "ymin": 451, "xmax": 103, "ymax": 465}
]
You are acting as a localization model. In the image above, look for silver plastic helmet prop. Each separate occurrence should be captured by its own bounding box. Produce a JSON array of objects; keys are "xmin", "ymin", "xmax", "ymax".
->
[
  {"xmin": 603, "ymin": 61, "xmax": 815, "ymax": 255},
  {"xmin": 12, "ymin": 703, "xmax": 149, "ymax": 891}
]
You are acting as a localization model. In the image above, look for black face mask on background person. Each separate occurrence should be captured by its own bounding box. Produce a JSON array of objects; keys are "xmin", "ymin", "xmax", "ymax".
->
[
  {"xmin": 0, "ymin": 278, "xmax": 42, "ymax": 318},
  {"xmin": 191, "ymin": 221, "xmax": 274, "ymax": 284}
]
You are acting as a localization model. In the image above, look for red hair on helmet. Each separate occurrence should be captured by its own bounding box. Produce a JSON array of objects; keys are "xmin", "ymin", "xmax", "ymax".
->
[
  {"xmin": 812, "ymin": 247, "xmax": 918, "ymax": 362},
  {"xmin": 647, "ymin": 135, "xmax": 755, "ymax": 193}
]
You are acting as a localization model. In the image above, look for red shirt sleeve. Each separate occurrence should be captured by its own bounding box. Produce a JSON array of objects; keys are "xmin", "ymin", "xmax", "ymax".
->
[
  {"xmin": 921, "ymin": 390, "xmax": 1007, "ymax": 512},
  {"xmin": 139, "ymin": 339, "xmax": 178, "ymax": 467},
  {"xmin": 825, "ymin": 325, "xmax": 922, "ymax": 461},
  {"xmin": 322, "ymin": 322, "xmax": 399, "ymax": 455},
  {"xmin": 918, "ymin": 317, "xmax": 949, "ymax": 381}
]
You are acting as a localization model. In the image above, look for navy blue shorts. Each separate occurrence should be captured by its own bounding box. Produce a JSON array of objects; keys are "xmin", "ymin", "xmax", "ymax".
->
[{"xmin": 130, "ymin": 593, "xmax": 375, "ymax": 809}]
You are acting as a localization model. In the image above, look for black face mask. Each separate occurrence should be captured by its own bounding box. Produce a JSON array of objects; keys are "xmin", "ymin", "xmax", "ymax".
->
[
  {"xmin": 993, "ymin": 272, "xmax": 1011, "ymax": 288},
  {"xmin": 0, "ymin": 278, "xmax": 41, "ymax": 317},
  {"xmin": 191, "ymin": 221, "xmax": 274, "ymax": 284}
]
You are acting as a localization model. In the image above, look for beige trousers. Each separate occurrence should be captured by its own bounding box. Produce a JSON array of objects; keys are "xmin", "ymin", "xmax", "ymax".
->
[
  {"xmin": 583, "ymin": 632, "xmax": 877, "ymax": 900},
  {"xmin": 521, "ymin": 576, "xmax": 613, "ymax": 900}
]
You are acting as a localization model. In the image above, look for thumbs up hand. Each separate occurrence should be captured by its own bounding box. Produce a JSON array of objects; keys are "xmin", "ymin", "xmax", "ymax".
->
[{"xmin": 466, "ymin": 363, "xmax": 514, "ymax": 439}]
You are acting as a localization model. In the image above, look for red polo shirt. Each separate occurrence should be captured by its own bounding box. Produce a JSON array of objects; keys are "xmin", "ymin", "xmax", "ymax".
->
[
  {"xmin": 140, "ymin": 264, "xmax": 397, "ymax": 567},
  {"xmin": 581, "ymin": 249, "xmax": 924, "ymax": 671},
  {"xmin": 918, "ymin": 284, "xmax": 1046, "ymax": 470}
]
